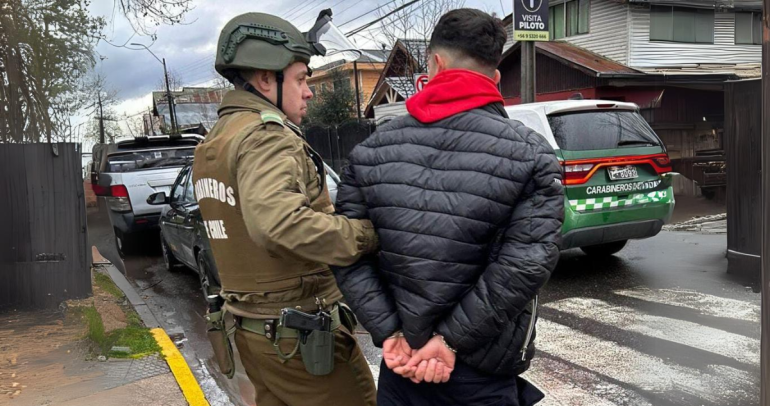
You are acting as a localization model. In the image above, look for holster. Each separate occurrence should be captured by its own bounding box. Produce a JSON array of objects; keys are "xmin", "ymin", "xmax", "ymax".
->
[{"xmin": 205, "ymin": 308, "xmax": 236, "ymax": 379}]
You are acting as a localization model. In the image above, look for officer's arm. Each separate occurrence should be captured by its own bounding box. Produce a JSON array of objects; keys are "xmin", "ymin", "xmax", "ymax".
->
[
  {"xmin": 236, "ymin": 129, "xmax": 377, "ymax": 266},
  {"xmin": 435, "ymin": 141, "xmax": 564, "ymax": 353},
  {"xmin": 331, "ymin": 161, "xmax": 401, "ymax": 347}
]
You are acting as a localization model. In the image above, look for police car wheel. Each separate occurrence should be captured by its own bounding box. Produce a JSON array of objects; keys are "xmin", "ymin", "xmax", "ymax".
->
[
  {"xmin": 160, "ymin": 232, "xmax": 181, "ymax": 272},
  {"xmin": 580, "ymin": 240, "xmax": 628, "ymax": 257}
]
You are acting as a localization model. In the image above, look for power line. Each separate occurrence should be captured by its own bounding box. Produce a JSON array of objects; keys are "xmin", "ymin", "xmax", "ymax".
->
[
  {"xmin": 337, "ymin": 0, "xmax": 402, "ymax": 28},
  {"xmin": 283, "ymin": 0, "xmax": 317, "ymax": 19},
  {"xmin": 346, "ymin": 0, "xmax": 423, "ymax": 37},
  {"xmin": 291, "ymin": 0, "xmax": 332, "ymax": 22},
  {"xmin": 297, "ymin": 0, "xmax": 354, "ymax": 28},
  {"xmin": 286, "ymin": 0, "xmax": 326, "ymax": 20}
]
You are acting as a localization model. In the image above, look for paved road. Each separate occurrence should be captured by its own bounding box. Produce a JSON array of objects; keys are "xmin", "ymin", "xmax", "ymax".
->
[{"xmin": 88, "ymin": 200, "xmax": 761, "ymax": 406}]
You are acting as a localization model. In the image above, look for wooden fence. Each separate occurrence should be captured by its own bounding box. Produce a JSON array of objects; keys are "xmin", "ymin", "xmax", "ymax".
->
[{"xmin": 0, "ymin": 143, "xmax": 91, "ymax": 308}]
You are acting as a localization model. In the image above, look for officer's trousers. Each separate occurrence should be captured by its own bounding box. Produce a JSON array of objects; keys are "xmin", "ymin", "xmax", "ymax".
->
[
  {"xmin": 234, "ymin": 325, "xmax": 377, "ymax": 406},
  {"xmin": 377, "ymin": 359, "xmax": 545, "ymax": 406}
]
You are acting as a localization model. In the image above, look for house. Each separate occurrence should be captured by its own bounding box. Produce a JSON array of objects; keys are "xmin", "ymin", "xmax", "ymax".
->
[
  {"xmin": 364, "ymin": 39, "xmax": 430, "ymax": 121},
  {"xmin": 307, "ymin": 49, "xmax": 389, "ymax": 118},
  {"xmin": 150, "ymin": 86, "xmax": 230, "ymax": 135},
  {"xmin": 498, "ymin": 0, "xmax": 762, "ymax": 197}
]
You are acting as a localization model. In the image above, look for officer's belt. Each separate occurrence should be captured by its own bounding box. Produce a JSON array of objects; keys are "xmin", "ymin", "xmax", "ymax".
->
[{"xmin": 236, "ymin": 305, "xmax": 341, "ymax": 339}]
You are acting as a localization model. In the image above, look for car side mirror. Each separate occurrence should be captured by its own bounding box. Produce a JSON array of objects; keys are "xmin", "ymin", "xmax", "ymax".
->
[{"xmin": 147, "ymin": 192, "xmax": 169, "ymax": 205}]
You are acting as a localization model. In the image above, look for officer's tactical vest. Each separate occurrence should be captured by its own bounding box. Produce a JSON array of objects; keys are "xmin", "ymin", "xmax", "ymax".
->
[{"xmin": 192, "ymin": 110, "xmax": 334, "ymax": 301}]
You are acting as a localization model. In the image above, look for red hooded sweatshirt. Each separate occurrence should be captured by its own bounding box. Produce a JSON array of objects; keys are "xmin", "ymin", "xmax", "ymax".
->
[{"xmin": 405, "ymin": 69, "xmax": 504, "ymax": 124}]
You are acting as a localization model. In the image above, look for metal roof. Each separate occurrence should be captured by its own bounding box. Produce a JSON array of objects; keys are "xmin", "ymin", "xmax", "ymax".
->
[
  {"xmin": 156, "ymin": 103, "xmax": 219, "ymax": 129},
  {"xmin": 384, "ymin": 77, "xmax": 417, "ymax": 99},
  {"xmin": 538, "ymin": 42, "xmax": 642, "ymax": 76}
]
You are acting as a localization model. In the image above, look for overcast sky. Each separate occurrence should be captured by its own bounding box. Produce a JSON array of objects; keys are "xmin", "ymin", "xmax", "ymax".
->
[{"xmin": 79, "ymin": 0, "xmax": 508, "ymax": 133}]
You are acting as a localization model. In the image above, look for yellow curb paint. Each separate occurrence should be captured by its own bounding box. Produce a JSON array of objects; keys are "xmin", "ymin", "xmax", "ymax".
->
[{"xmin": 151, "ymin": 328, "xmax": 210, "ymax": 406}]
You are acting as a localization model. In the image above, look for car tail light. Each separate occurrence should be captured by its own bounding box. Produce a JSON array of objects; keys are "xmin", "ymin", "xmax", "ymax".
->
[
  {"xmin": 596, "ymin": 103, "xmax": 616, "ymax": 108},
  {"xmin": 107, "ymin": 185, "xmax": 132, "ymax": 212},
  {"xmin": 111, "ymin": 185, "xmax": 129, "ymax": 198},
  {"xmin": 563, "ymin": 163, "xmax": 594, "ymax": 183},
  {"xmin": 562, "ymin": 153, "xmax": 671, "ymax": 185},
  {"xmin": 92, "ymin": 183, "xmax": 111, "ymax": 196},
  {"xmin": 654, "ymin": 155, "xmax": 671, "ymax": 168}
]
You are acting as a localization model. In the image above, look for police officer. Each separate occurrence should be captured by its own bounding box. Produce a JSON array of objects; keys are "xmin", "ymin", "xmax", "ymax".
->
[{"xmin": 193, "ymin": 12, "xmax": 378, "ymax": 406}]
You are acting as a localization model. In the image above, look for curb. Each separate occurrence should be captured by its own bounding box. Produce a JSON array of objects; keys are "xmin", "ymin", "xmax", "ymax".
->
[
  {"xmin": 93, "ymin": 246, "xmax": 209, "ymax": 406},
  {"xmin": 153, "ymin": 328, "xmax": 211, "ymax": 406}
]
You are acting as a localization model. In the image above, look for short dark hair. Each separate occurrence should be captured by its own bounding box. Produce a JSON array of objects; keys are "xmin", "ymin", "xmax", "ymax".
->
[{"xmin": 428, "ymin": 9, "xmax": 507, "ymax": 69}]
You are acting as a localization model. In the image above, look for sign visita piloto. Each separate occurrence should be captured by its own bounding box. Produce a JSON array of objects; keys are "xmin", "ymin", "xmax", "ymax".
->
[{"xmin": 513, "ymin": 0, "xmax": 549, "ymax": 41}]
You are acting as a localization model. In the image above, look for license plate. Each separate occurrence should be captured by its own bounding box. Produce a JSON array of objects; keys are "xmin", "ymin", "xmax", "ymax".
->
[{"xmin": 608, "ymin": 165, "xmax": 639, "ymax": 181}]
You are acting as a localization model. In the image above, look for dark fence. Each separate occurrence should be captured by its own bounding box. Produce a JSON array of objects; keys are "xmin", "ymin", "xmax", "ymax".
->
[
  {"xmin": 725, "ymin": 79, "xmax": 762, "ymax": 276},
  {"xmin": 304, "ymin": 120, "xmax": 376, "ymax": 174},
  {"xmin": 0, "ymin": 143, "xmax": 91, "ymax": 309}
]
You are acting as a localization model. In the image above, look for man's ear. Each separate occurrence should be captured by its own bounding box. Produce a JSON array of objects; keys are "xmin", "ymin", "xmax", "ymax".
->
[
  {"xmin": 252, "ymin": 70, "xmax": 273, "ymax": 93},
  {"xmin": 493, "ymin": 69, "xmax": 501, "ymax": 85},
  {"xmin": 434, "ymin": 52, "xmax": 448, "ymax": 73}
]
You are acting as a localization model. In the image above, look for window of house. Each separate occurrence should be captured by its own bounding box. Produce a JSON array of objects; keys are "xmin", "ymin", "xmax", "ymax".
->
[
  {"xmin": 650, "ymin": 5, "xmax": 714, "ymax": 43},
  {"xmin": 309, "ymin": 85, "xmax": 316, "ymax": 96},
  {"xmin": 549, "ymin": 0, "xmax": 590, "ymax": 40},
  {"xmin": 735, "ymin": 12, "xmax": 762, "ymax": 45}
]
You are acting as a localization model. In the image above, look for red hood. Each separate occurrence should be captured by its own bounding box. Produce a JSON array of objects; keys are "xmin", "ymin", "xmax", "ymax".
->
[{"xmin": 405, "ymin": 69, "xmax": 504, "ymax": 124}]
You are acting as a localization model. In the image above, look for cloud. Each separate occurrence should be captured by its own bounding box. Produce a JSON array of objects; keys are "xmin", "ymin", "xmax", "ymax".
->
[{"xmin": 87, "ymin": 0, "xmax": 500, "ymax": 117}]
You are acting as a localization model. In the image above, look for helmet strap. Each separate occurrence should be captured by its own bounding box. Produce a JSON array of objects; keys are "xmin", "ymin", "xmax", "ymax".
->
[
  {"xmin": 276, "ymin": 71, "xmax": 284, "ymax": 111},
  {"xmin": 233, "ymin": 73, "xmax": 283, "ymax": 112}
]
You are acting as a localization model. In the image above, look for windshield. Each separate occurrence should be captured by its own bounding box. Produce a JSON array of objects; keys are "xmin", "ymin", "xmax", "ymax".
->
[
  {"xmin": 106, "ymin": 148, "xmax": 195, "ymax": 172},
  {"xmin": 547, "ymin": 110, "xmax": 662, "ymax": 151}
]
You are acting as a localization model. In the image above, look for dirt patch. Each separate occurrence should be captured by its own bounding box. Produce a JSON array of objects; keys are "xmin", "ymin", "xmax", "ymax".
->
[
  {"xmin": 0, "ymin": 309, "xmax": 90, "ymax": 402},
  {"xmin": 93, "ymin": 289, "xmax": 127, "ymax": 333}
]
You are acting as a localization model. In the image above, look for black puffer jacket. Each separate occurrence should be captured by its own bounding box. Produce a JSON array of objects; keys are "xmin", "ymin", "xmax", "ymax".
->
[{"xmin": 332, "ymin": 104, "xmax": 563, "ymax": 376}]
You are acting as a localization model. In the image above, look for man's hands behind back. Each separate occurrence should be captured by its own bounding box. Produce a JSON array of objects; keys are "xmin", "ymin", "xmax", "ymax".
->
[{"xmin": 386, "ymin": 335, "xmax": 455, "ymax": 384}]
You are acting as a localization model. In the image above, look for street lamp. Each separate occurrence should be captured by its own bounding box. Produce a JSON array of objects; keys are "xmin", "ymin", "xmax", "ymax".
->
[{"xmin": 130, "ymin": 43, "xmax": 179, "ymax": 135}]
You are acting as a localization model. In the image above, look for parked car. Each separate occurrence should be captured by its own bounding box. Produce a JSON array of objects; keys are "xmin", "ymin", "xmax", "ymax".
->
[
  {"xmin": 506, "ymin": 100, "xmax": 676, "ymax": 256},
  {"xmin": 148, "ymin": 161, "xmax": 342, "ymax": 297},
  {"xmin": 92, "ymin": 134, "xmax": 204, "ymax": 256}
]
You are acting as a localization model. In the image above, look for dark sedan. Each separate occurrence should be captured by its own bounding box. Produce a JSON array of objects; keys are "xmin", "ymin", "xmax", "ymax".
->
[
  {"xmin": 147, "ymin": 163, "xmax": 220, "ymax": 297},
  {"xmin": 147, "ymin": 161, "xmax": 342, "ymax": 298}
]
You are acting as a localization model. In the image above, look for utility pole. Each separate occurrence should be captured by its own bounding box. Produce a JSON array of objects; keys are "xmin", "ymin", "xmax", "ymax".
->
[
  {"xmin": 521, "ymin": 41, "xmax": 536, "ymax": 104},
  {"xmin": 513, "ymin": 0, "xmax": 548, "ymax": 104},
  {"xmin": 97, "ymin": 93, "xmax": 105, "ymax": 144},
  {"xmin": 130, "ymin": 43, "xmax": 178, "ymax": 135},
  {"xmin": 162, "ymin": 58, "xmax": 179, "ymax": 134},
  {"xmin": 761, "ymin": 3, "xmax": 770, "ymax": 405},
  {"xmin": 354, "ymin": 60, "xmax": 362, "ymax": 120}
]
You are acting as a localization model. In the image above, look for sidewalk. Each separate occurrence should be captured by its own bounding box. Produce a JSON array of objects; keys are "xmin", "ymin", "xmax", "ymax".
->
[{"xmin": 0, "ymin": 248, "xmax": 206, "ymax": 406}]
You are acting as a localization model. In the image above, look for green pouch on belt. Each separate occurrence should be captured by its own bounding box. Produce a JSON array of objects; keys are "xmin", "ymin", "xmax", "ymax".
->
[
  {"xmin": 206, "ymin": 309, "xmax": 236, "ymax": 379},
  {"xmin": 300, "ymin": 329, "xmax": 335, "ymax": 376},
  {"xmin": 338, "ymin": 302, "xmax": 358, "ymax": 332}
]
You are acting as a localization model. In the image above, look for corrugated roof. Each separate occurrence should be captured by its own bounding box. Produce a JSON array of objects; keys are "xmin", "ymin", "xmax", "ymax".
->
[
  {"xmin": 638, "ymin": 63, "xmax": 761, "ymax": 78},
  {"xmin": 504, "ymin": 41, "xmax": 642, "ymax": 76},
  {"xmin": 385, "ymin": 77, "xmax": 416, "ymax": 99},
  {"xmin": 628, "ymin": 0, "xmax": 761, "ymax": 11},
  {"xmin": 538, "ymin": 42, "xmax": 642, "ymax": 75},
  {"xmin": 156, "ymin": 103, "xmax": 219, "ymax": 129}
]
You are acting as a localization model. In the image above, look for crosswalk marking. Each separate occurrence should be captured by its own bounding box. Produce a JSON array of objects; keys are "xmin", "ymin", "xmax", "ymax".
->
[
  {"xmin": 535, "ymin": 319, "xmax": 757, "ymax": 405},
  {"xmin": 542, "ymin": 297, "xmax": 760, "ymax": 366},
  {"xmin": 615, "ymin": 287, "xmax": 760, "ymax": 323}
]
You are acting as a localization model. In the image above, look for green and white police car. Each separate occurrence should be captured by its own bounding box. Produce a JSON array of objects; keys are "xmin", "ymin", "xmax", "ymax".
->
[{"xmin": 506, "ymin": 100, "xmax": 676, "ymax": 256}]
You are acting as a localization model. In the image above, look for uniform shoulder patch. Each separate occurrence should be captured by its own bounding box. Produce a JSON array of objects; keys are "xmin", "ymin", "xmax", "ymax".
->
[{"xmin": 260, "ymin": 111, "xmax": 284, "ymax": 127}]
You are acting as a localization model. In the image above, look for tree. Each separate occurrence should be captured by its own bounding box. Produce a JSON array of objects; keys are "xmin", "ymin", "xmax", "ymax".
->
[
  {"xmin": 113, "ymin": 0, "xmax": 194, "ymax": 39},
  {"xmin": 156, "ymin": 68, "xmax": 184, "ymax": 92},
  {"xmin": 361, "ymin": 0, "xmax": 465, "ymax": 94},
  {"xmin": 305, "ymin": 69, "xmax": 357, "ymax": 127},
  {"xmin": 0, "ymin": 0, "xmax": 105, "ymax": 143}
]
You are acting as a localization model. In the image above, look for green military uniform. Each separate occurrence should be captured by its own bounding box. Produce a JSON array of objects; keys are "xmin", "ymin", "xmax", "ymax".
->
[{"xmin": 194, "ymin": 12, "xmax": 378, "ymax": 406}]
